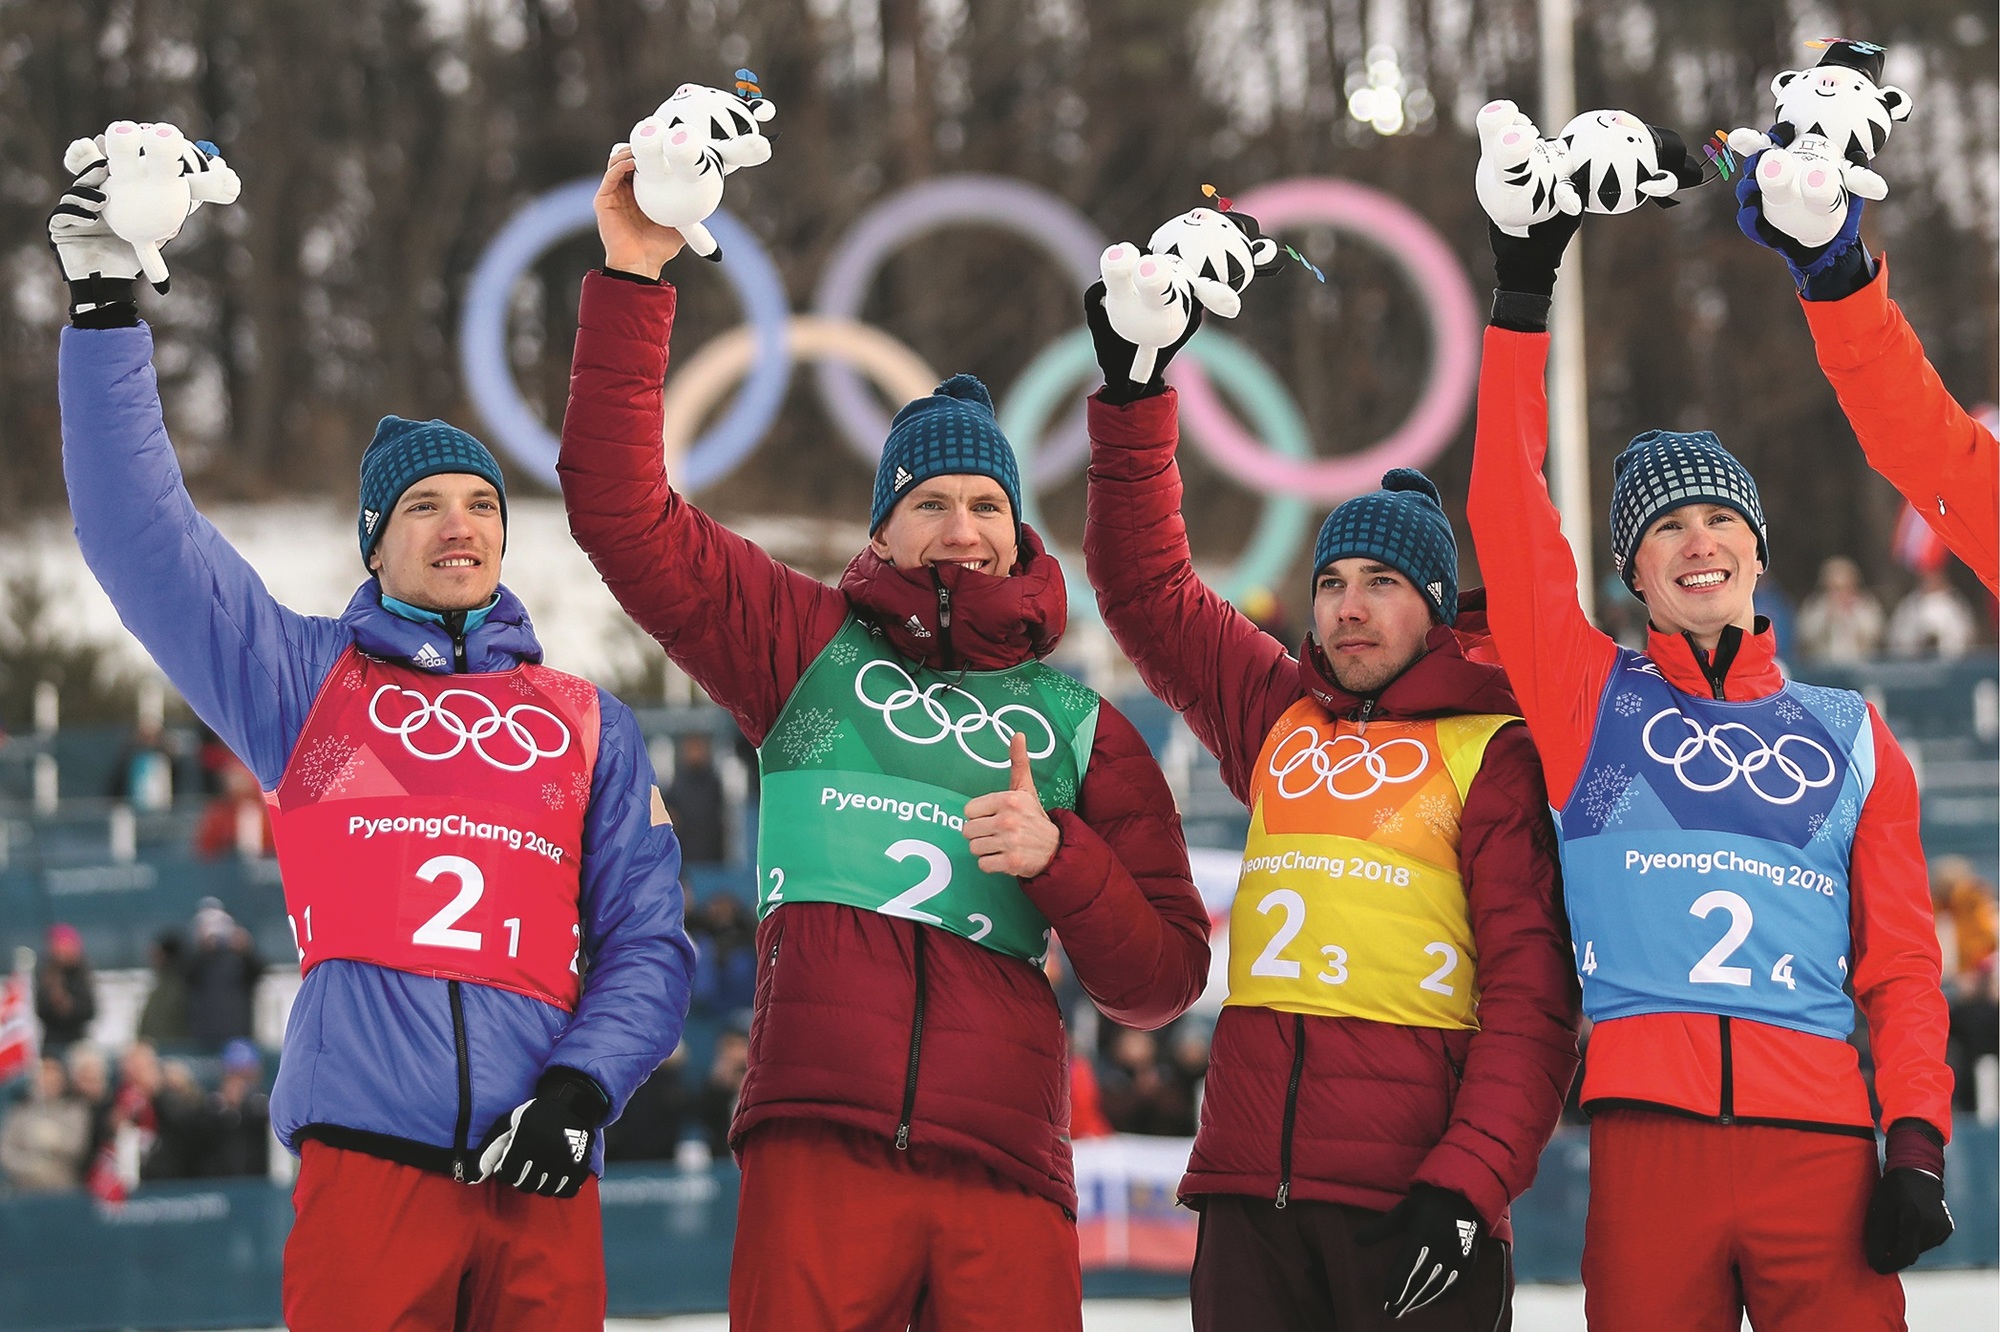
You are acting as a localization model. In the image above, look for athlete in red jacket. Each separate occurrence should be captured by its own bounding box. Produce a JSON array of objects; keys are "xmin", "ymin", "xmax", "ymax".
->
[
  {"xmin": 558, "ymin": 148, "xmax": 1209, "ymax": 1331},
  {"xmin": 1083, "ymin": 288, "xmax": 1578, "ymax": 1329},
  {"xmin": 1733, "ymin": 80, "xmax": 1996, "ymax": 593},
  {"xmin": 1468, "ymin": 209, "xmax": 1954, "ymax": 1330}
]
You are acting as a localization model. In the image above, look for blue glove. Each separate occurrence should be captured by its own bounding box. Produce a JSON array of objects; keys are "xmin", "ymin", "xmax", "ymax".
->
[{"xmin": 1735, "ymin": 150, "xmax": 1872, "ymax": 297}]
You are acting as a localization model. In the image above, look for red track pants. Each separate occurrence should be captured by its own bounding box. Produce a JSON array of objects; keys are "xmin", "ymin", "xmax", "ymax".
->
[
  {"xmin": 1583, "ymin": 1109, "xmax": 1907, "ymax": 1331},
  {"xmin": 729, "ymin": 1120, "xmax": 1084, "ymax": 1332},
  {"xmin": 283, "ymin": 1141, "xmax": 605, "ymax": 1332}
]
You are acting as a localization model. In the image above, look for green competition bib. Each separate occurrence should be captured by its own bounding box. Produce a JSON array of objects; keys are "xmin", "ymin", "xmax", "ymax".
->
[{"xmin": 756, "ymin": 616, "xmax": 1101, "ymax": 962}]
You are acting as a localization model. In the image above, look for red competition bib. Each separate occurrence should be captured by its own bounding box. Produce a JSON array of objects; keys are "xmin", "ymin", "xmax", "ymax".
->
[{"xmin": 269, "ymin": 647, "xmax": 601, "ymax": 1010}]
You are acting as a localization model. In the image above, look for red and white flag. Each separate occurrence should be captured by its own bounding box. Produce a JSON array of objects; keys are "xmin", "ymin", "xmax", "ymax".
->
[{"xmin": 0, "ymin": 971, "xmax": 36, "ymax": 1085}]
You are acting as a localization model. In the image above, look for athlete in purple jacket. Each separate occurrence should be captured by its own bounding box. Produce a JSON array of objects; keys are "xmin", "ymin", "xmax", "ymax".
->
[{"xmin": 52, "ymin": 148, "xmax": 694, "ymax": 1331}]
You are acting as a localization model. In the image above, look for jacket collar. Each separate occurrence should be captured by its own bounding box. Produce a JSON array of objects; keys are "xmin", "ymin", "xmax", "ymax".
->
[
  {"xmin": 341, "ymin": 580, "xmax": 545, "ymax": 674},
  {"xmin": 1294, "ymin": 587, "xmax": 1524, "ymax": 720},
  {"xmin": 1643, "ymin": 617, "xmax": 1784, "ymax": 701},
  {"xmin": 838, "ymin": 525, "xmax": 1067, "ymax": 671}
]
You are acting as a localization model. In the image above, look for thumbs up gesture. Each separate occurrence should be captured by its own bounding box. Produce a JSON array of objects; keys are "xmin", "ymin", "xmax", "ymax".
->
[{"xmin": 961, "ymin": 731, "xmax": 1061, "ymax": 880}]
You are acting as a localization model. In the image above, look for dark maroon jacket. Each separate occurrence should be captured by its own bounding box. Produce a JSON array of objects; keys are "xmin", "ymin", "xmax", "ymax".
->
[
  {"xmin": 1083, "ymin": 389, "xmax": 1579, "ymax": 1236},
  {"xmin": 558, "ymin": 272, "xmax": 1210, "ymax": 1211}
]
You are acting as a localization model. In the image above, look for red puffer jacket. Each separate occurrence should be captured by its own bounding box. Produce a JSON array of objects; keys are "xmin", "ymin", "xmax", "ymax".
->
[
  {"xmin": 558, "ymin": 272, "xmax": 1210, "ymax": 1212},
  {"xmin": 1466, "ymin": 323, "xmax": 1953, "ymax": 1153},
  {"xmin": 1084, "ymin": 390, "xmax": 1580, "ymax": 1237}
]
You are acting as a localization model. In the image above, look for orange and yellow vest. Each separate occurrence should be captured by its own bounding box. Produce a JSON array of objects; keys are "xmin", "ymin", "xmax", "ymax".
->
[{"xmin": 1225, "ymin": 697, "xmax": 1517, "ymax": 1029}]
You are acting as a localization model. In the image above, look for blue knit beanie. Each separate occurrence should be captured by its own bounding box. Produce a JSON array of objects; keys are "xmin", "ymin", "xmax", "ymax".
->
[
  {"xmin": 357, "ymin": 416, "xmax": 508, "ymax": 567},
  {"xmin": 1609, "ymin": 430, "xmax": 1767, "ymax": 590},
  {"xmin": 1312, "ymin": 469, "xmax": 1459, "ymax": 624},
  {"xmin": 870, "ymin": 374, "xmax": 1023, "ymax": 536}
]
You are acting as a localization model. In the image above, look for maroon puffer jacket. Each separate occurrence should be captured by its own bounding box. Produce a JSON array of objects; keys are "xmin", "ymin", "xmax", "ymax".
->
[
  {"xmin": 558, "ymin": 272, "xmax": 1210, "ymax": 1211},
  {"xmin": 1083, "ymin": 389, "xmax": 1579, "ymax": 1237}
]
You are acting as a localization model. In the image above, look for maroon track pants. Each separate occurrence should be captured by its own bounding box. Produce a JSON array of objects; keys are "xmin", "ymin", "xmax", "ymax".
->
[
  {"xmin": 283, "ymin": 1140, "xmax": 605, "ymax": 1332},
  {"xmin": 1583, "ymin": 1108, "xmax": 1908, "ymax": 1330},
  {"xmin": 1190, "ymin": 1193, "xmax": 1514, "ymax": 1331},
  {"xmin": 729, "ymin": 1119, "xmax": 1084, "ymax": 1332}
]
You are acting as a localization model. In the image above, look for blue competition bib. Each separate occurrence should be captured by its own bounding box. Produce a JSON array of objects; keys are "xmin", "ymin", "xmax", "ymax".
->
[{"xmin": 1558, "ymin": 652, "xmax": 1874, "ymax": 1039}]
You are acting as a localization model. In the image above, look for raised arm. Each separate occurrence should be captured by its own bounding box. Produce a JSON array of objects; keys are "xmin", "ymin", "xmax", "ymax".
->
[
  {"xmin": 557, "ymin": 156, "xmax": 846, "ymax": 742},
  {"xmin": 1082, "ymin": 390, "xmax": 1301, "ymax": 802},
  {"xmin": 1800, "ymin": 259, "xmax": 1997, "ymax": 593},
  {"xmin": 60, "ymin": 326, "xmax": 346, "ymax": 787},
  {"xmin": 1464, "ymin": 221, "xmax": 1619, "ymax": 807}
]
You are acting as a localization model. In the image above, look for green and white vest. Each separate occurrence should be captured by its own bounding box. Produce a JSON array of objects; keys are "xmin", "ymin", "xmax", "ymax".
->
[{"xmin": 755, "ymin": 617, "xmax": 1101, "ymax": 963}]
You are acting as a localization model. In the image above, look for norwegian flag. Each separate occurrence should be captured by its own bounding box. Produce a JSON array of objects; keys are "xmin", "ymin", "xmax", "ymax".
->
[
  {"xmin": 0, "ymin": 970, "xmax": 35, "ymax": 1086},
  {"xmin": 1893, "ymin": 502, "xmax": 1950, "ymax": 576}
]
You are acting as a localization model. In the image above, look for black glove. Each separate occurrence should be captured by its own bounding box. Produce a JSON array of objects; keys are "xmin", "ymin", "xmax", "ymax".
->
[
  {"xmin": 1489, "ymin": 212, "xmax": 1582, "ymax": 298},
  {"xmin": 1355, "ymin": 1184, "xmax": 1483, "ymax": 1319},
  {"xmin": 1084, "ymin": 278, "xmax": 1202, "ymax": 407},
  {"xmin": 1864, "ymin": 1118, "xmax": 1954, "ymax": 1274},
  {"xmin": 476, "ymin": 1066, "xmax": 610, "ymax": 1198},
  {"xmin": 47, "ymin": 143, "xmax": 141, "ymax": 329},
  {"xmin": 1734, "ymin": 156, "xmax": 1875, "ymax": 300}
]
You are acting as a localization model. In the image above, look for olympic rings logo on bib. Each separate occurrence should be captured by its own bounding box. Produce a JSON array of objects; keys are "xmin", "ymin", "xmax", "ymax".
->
[
  {"xmin": 368, "ymin": 684, "xmax": 573, "ymax": 772},
  {"xmin": 1267, "ymin": 727, "xmax": 1428, "ymax": 800},
  {"xmin": 1640, "ymin": 710, "xmax": 1836, "ymax": 806},
  {"xmin": 853, "ymin": 660, "xmax": 1056, "ymax": 770}
]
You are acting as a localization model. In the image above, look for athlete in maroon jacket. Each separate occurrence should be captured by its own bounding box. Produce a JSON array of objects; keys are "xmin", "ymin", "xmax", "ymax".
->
[
  {"xmin": 558, "ymin": 147, "xmax": 1208, "ymax": 1330},
  {"xmin": 1082, "ymin": 287, "xmax": 1578, "ymax": 1329}
]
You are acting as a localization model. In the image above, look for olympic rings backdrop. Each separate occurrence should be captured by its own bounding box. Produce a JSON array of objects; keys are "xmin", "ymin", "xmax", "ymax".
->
[{"xmin": 458, "ymin": 172, "xmax": 1480, "ymax": 615}]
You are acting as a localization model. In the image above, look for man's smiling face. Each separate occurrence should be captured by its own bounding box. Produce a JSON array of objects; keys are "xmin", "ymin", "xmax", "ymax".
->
[
  {"xmin": 367, "ymin": 472, "xmax": 505, "ymax": 611},
  {"xmin": 1628, "ymin": 501, "xmax": 1762, "ymax": 648},
  {"xmin": 868, "ymin": 474, "xmax": 1019, "ymax": 578}
]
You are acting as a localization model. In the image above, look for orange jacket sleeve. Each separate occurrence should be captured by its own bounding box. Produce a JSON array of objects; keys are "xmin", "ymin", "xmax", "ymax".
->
[
  {"xmin": 1801, "ymin": 256, "xmax": 1998, "ymax": 593},
  {"xmin": 1464, "ymin": 327, "xmax": 1621, "ymax": 807}
]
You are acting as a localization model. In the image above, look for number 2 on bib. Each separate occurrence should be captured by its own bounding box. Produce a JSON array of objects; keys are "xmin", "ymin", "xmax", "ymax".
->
[
  {"xmin": 881, "ymin": 839, "xmax": 951, "ymax": 925},
  {"xmin": 412, "ymin": 855, "xmax": 484, "ymax": 951}
]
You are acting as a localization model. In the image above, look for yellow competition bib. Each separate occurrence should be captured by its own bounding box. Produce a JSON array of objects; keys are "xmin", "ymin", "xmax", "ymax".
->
[{"xmin": 1225, "ymin": 699, "xmax": 1517, "ymax": 1028}]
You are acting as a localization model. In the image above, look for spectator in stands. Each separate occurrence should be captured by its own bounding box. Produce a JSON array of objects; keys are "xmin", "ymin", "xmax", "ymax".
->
[
  {"xmin": 107, "ymin": 1041, "xmax": 163, "ymax": 1187},
  {"xmin": 1797, "ymin": 556, "xmax": 1886, "ymax": 664},
  {"xmin": 146, "ymin": 1056, "xmax": 209, "ymax": 1180},
  {"xmin": 194, "ymin": 1039, "xmax": 270, "ymax": 1178},
  {"xmin": 1167, "ymin": 1013, "xmax": 1214, "ymax": 1127},
  {"xmin": 692, "ymin": 1027, "xmax": 749, "ymax": 1158},
  {"xmin": 605, "ymin": 1045, "xmax": 692, "ymax": 1162},
  {"xmin": 1932, "ymin": 856, "xmax": 1999, "ymax": 989},
  {"xmin": 1887, "ymin": 569, "xmax": 1979, "ymax": 659},
  {"xmin": 107, "ymin": 718, "xmax": 177, "ymax": 811},
  {"xmin": 34, "ymin": 924, "xmax": 95, "ymax": 1057},
  {"xmin": 0, "ymin": 1056, "xmax": 88, "ymax": 1191},
  {"xmin": 192, "ymin": 754, "xmax": 274, "ymax": 859},
  {"xmin": 137, "ymin": 931, "xmax": 191, "ymax": 1045},
  {"xmin": 1097, "ymin": 1026, "xmax": 1193, "ymax": 1137},
  {"xmin": 64, "ymin": 1043, "xmax": 112, "ymax": 1165},
  {"xmin": 186, "ymin": 900, "xmax": 262, "ymax": 1050},
  {"xmin": 662, "ymin": 733, "xmax": 726, "ymax": 867},
  {"xmin": 686, "ymin": 894, "xmax": 757, "ymax": 1014}
]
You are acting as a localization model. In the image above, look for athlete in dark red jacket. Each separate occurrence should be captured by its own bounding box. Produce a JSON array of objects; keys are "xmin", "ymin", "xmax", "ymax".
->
[
  {"xmin": 558, "ymin": 147, "xmax": 1208, "ymax": 1330},
  {"xmin": 1469, "ymin": 208, "xmax": 1954, "ymax": 1329},
  {"xmin": 1083, "ymin": 287, "xmax": 1577, "ymax": 1329}
]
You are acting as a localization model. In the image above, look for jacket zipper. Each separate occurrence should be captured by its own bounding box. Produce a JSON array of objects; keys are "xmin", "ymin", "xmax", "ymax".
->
[
  {"xmin": 1354, "ymin": 697, "xmax": 1377, "ymax": 735},
  {"xmin": 448, "ymin": 980, "xmax": 474, "ymax": 1180},
  {"xmin": 896, "ymin": 926, "xmax": 927, "ymax": 1150},
  {"xmin": 930, "ymin": 569, "xmax": 955, "ymax": 673},
  {"xmin": 1717, "ymin": 1015, "xmax": 1735, "ymax": 1123},
  {"xmin": 1276, "ymin": 1014, "xmax": 1306, "ymax": 1208}
]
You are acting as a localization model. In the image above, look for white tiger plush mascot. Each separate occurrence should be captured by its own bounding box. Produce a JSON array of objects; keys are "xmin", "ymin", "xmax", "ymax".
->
[
  {"xmin": 1476, "ymin": 100, "xmax": 1581, "ymax": 236},
  {"xmin": 1561, "ymin": 109, "xmax": 1704, "ymax": 214},
  {"xmin": 626, "ymin": 80, "xmax": 777, "ymax": 261},
  {"xmin": 1098, "ymin": 205, "xmax": 1283, "ymax": 385},
  {"xmin": 1726, "ymin": 40, "xmax": 1910, "ymax": 251}
]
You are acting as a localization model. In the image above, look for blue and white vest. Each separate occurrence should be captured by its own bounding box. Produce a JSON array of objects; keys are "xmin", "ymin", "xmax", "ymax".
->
[{"xmin": 1557, "ymin": 650, "xmax": 1873, "ymax": 1039}]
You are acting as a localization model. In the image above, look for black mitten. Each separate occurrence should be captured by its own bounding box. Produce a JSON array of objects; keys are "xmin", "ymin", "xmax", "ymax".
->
[
  {"xmin": 1354, "ymin": 1184, "xmax": 1484, "ymax": 1319},
  {"xmin": 1864, "ymin": 1119, "xmax": 1953, "ymax": 1273},
  {"xmin": 1084, "ymin": 279, "xmax": 1202, "ymax": 407},
  {"xmin": 476, "ymin": 1066, "xmax": 610, "ymax": 1199}
]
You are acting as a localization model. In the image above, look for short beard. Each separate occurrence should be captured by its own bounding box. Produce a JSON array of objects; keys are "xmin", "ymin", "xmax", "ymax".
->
[{"xmin": 1325, "ymin": 644, "xmax": 1428, "ymax": 698}]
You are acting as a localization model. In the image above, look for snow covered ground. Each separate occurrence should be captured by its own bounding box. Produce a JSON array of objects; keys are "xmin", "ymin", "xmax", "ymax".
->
[{"xmin": 609, "ymin": 1269, "xmax": 1999, "ymax": 1330}]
